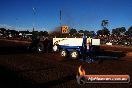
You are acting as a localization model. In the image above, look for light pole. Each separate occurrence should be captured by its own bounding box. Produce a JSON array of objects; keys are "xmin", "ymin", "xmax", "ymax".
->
[
  {"xmin": 32, "ymin": 7, "xmax": 36, "ymax": 32},
  {"xmin": 16, "ymin": 18, "xmax": 18, "ymax": 31},
  {"xmin": 60, "ymin": 10, "xmax": 62, "ymax": 26}
]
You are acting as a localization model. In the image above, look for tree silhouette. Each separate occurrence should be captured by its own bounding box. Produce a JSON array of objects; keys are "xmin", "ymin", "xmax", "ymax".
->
[
  {"xmin": 97, "ymin": 30, "xmax": 102, "ymax": 36},
  {"xmin": 90, "ymin": 31, "xmax": 95, "ymax": 37},
  {"xmin": 112, "ymin": 27, "xmax": 126, "ymax": 35},
  {"xmin": 69, "ymin": 28, "xmax": 77, "ymax": 35},
  {"xmin": 128, "ymin": 26, "xmax": 132, "ymax": 33},
  {"xmin": 125, "ymin": 26, "xmax": 132, "ymax": 36},
  {"xmin": 78, "ymin": 30, "xmax": 84, "ymax": 33},
  {"xmin": 97, "ymin": 29, "xmax": 110, "ymax": 36},
  {"xmin": 101, "ymin": 20, "xmax": 109, "ymax": 29}
]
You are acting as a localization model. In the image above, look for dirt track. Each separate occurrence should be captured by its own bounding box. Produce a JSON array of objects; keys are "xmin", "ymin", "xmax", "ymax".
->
[{"xmin": 0, "ymin": 39, "xmax": 132, "ymax": 88}]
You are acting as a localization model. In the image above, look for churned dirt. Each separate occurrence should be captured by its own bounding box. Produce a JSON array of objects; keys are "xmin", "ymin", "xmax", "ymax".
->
[{"xmin": 0, "ymin": 39, "xmax": 132, "ymax": 88}]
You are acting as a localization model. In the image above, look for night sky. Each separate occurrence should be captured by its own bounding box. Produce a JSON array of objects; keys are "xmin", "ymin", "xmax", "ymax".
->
[{"xmin": 0, "ymin": 0, "xmax": 132, "ymax": 32}]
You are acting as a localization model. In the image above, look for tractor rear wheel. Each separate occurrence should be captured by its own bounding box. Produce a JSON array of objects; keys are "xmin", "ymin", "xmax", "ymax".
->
[{"xmin": 70, "ymin": 50, "xmax": 79, "ymax": 59}]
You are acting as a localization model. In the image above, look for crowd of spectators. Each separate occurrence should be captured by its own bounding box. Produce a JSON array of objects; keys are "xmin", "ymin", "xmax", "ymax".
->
[{"xmin": 96, "ymin": 34, "xmax": 132, "ymax": 46}]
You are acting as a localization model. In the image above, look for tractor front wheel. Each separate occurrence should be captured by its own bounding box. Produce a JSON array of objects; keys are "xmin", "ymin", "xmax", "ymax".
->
[
  {"xmin": 60, "ymin": 49, "xmax": 68, "ymax": 58},
  {"xmin": 37, "ymin": 42, "xmax": 44, "ymax": 53}
]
